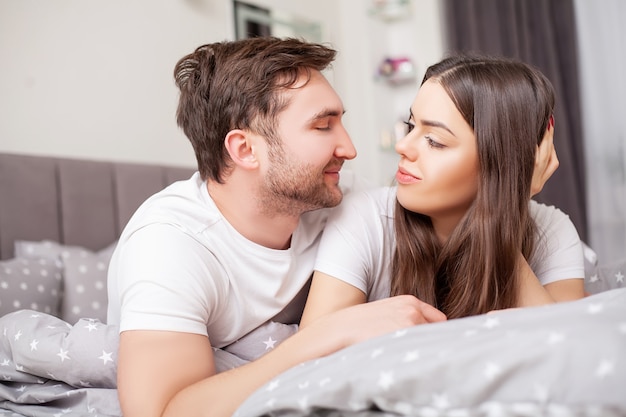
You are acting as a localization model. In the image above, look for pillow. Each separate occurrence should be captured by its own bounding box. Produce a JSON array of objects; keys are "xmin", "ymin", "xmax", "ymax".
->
[
  {"xmin": 14, "ymin": 240, "xmax": 117, "ymax": 324},
  {"xmin": 585, "ymin": 257, "xmax": 626, "ymax": 295},
  {"xmin": 236, "ymin": 288, "xmax": 626, "ymax": 416},
  {"xmin": 0, "ymin": 258, "xmax": 63, "ymax": 316}
]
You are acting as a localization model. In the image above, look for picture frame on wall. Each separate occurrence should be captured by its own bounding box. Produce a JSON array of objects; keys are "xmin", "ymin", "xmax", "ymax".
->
[{"xmin": 233, "ymin": 1, "xmax": 322, "ymax": 42}]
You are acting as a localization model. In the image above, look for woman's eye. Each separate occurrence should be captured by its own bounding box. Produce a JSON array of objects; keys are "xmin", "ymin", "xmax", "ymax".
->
[
  {"xmin": 426, "ymin": 135, "xmax": 445, "ymax": 149},
  {"xmin": 403, "ymin": 120, "xmax": 415, "ymax": 133}
]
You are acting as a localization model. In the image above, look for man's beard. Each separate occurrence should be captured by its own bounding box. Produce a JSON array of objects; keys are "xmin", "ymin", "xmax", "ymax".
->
[{"xmin": 259, "ymin": 143, "xmax": 344, "ymax": 217}]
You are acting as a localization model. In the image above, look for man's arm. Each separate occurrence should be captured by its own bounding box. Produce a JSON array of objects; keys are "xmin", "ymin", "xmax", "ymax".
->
[
  {"xmin": 147, "ymin": 294, "xmax": 444, "ymax": 417},
  {"xmin": 117, "ymin": 330, "xmax": 216, "ymax": 417}
]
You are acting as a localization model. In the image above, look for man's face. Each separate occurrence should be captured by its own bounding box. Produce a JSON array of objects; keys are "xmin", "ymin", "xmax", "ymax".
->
[{"xmin": 259, "ymin": 70, "xmax": 357, "ymax": 216}]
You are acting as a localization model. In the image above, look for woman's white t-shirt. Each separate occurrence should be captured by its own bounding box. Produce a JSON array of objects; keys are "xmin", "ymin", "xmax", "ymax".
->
[{"xmin": 314, "ymin": 187, "xmax": 585, "ymax": 302}]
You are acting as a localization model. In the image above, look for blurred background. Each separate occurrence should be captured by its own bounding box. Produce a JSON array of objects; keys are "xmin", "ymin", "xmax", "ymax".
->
[{"xmin": 0, "ymin": 0, "xmax": 624, "ymax": 264}]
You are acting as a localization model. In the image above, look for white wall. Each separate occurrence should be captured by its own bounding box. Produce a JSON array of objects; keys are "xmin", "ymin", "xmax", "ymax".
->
[{"xmin": 0, "ymin": 0, "xmax": 444, "ymax": 181}]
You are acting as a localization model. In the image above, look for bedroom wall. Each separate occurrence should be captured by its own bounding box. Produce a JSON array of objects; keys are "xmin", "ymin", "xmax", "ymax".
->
[{"xmin": 0, "ymin": 0, "xmax": 444, "ymax": 185}]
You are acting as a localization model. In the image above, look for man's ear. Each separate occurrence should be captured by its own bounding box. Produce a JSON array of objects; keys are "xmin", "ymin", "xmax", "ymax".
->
[{"xmin": 224, "ymin": 129, "xmax": 259, "ymax": 169}]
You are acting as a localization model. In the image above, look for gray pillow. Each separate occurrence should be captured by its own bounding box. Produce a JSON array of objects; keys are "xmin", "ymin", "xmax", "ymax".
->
[
  {"xmin": 14, "ymin": 240, "xmax": 117, "ymax": 323},
  {"xmin": 0, "ymin": 258, "xmax": 63, "ymax": 316}
]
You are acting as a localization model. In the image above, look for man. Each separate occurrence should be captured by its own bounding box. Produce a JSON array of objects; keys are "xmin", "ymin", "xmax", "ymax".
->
[{"xmin": 107, "ymin": 37, "xmax": 445, "ymax": 417}]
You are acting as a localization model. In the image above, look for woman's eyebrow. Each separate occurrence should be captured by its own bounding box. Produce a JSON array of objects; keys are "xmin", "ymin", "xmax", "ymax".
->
[{"xmin": 420, "ymin": 119, "xmax": 455, "ymax": 136}]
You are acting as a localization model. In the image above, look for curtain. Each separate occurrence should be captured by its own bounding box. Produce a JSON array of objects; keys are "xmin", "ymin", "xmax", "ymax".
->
[
  {"xmin": 442, "ymin": 0, "xmax": 588, "ymax": 243},
  {"xmin": 573, "ymin": 0, "xmax": 626, "ymax": 264}
]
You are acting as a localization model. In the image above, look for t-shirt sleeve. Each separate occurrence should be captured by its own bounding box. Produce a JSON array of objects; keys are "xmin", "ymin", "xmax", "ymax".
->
[
  {"xmin": 314, "ymin": 189, "xmax": 389, "ymax": 295},
  {"xmin": 530, "ymin": 201, "xmax": 585, "ymax": 285},
  {"xmin": 115, "ymin": 223, "xmax": 225, "ymax": 336}
]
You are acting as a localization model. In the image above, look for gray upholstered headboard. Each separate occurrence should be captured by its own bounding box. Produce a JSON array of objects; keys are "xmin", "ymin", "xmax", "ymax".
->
[{"xmin": 0, "ymin": 152, "xmax": 196, "ymax": 260}]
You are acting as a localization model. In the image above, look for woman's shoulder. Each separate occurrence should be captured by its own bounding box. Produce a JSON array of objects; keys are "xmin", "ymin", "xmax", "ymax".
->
[
  {"xmin": 529, "ymin": 199, "xmax": 571, "ymax": 222},
  {"xmin": 529, "ymin": 200, "xmax": 578, "ymax": 236},
  {"xmin": 341, "ymin": 185, "xmax": 397, "ymax": 217}
]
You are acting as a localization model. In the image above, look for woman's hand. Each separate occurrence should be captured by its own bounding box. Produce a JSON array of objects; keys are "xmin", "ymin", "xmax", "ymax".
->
[{"xmin": 531, "ymin": 121, "xmax": 559, "ymax": 196}]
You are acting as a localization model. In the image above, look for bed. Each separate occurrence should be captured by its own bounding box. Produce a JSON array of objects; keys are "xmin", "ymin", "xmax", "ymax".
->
[{"xmin": 0, "ymin": 152, "xmax": 625, "ymax": 417}]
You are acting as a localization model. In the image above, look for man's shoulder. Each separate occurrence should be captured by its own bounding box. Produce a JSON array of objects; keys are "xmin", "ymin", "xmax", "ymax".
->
[{"xmin": 122, "ymin": 172, "xmax": 220, "ymax": 236}]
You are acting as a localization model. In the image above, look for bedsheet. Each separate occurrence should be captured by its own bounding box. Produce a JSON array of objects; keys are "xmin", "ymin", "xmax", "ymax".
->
[{"xmin": 1, "ymin": 289, "xmax": 625, "ymax": 417}]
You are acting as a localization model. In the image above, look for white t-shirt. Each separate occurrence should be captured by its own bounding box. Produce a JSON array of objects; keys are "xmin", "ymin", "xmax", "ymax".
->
[
  {"xmin": 314, "ymin": 187, "xmax": 585, "ymax": 301},
  {"xmin": 107, "ymin": 171, "xmax": 362, "ymax": 348}
]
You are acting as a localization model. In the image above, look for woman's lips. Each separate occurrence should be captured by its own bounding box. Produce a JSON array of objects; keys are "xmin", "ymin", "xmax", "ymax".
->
[{"xmin": 396, "ymin": 167, "xmax": 421, "ymax": 184}]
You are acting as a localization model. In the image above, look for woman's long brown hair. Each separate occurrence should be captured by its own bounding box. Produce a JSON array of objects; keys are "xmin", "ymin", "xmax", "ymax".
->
[{"xmin": 390, "ymin": 54, "xmax": 555, "ymax": 319}]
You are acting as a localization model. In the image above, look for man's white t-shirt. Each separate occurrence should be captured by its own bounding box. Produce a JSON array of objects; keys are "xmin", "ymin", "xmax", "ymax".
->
[
  {"xmin": 107, "ymin": 172, "xmax": 360, "ymax": 348},
  {"xmin": 314, "ymin": 187, "xmax": 585, "ymax": 301}
]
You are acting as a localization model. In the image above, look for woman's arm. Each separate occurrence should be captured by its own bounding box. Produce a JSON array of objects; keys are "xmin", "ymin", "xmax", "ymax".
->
[
  {"xmin": 300, "ymin": 271, "xmax": 367, "ymax": 328},
  {"xmin": 516, "ymin": 255, "xmax": 585, "ymax": 307}
]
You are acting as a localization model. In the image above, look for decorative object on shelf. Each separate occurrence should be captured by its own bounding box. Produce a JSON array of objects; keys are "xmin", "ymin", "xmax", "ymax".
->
[
  {"xmin": 369, "ymin": 0, "xmax": 412, "ymax": 21},
  {"xmin": 377, "ymin": 56, "xmax": 416, "ymax": 85},
  {"xmin": 379, "ymin": 119, "xmax": 410, "ymax": 151}
]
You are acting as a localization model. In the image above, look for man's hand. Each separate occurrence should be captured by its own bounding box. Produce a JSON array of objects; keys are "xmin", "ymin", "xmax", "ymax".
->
[{"xmin": 531, "ymin": 119, "xmax": 559, "ymax": 196}]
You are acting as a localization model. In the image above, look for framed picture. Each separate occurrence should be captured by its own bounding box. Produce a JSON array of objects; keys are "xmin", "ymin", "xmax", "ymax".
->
[{"xmin": 233, "ymin": 1, "xmax": 322, "ymax": 42}]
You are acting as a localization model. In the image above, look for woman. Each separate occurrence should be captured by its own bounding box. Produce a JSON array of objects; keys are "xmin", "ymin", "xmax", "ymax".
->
[{"xmin": 302, "ymin": 54, "xmax": 585, "ymax": 325}]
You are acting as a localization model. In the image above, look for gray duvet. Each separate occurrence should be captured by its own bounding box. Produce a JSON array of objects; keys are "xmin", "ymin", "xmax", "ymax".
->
[{"xmin": 1, "ymin": 288, "xmax": 626, "ymax": 417}]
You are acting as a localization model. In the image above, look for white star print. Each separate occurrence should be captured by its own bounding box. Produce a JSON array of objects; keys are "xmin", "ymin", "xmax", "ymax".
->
[
  {"xmin": 616, "ymin": 271, "xmax": 624, "ymax": 284},
  {"xmin": 14, "ymin": 330, "xmax": 22, "ymax": 341},
  {"xmin": 589, "ymin": 274, "xmax": 599, "ymax": 283},
  {"xmin": 319, "ymin": 377, "xmax": 331, "ymax": 387},
  {"xmin": 587, "ymin": 303, "xmax": 603, "ymax": 314},
  {"xmin": 483, "ymin": 362, "xmax": 501, "ymax": 379},
  {"xmin": 393, "ymin": 329, "xmax": 408, "ymax": 338},
  {"xmin": 85, "ymin": 322, "xmax": 98, "ymax": 332},
  {"xmin": 30, "ymin": 339, "xmax": 39, "ymax": 351},
  {"xmin": 98, "ymin": 350, "xmax": 113, "ymax": 365},
  {"xmin": 17, "ymin": 385, "xmax": 27, "ymax": 392},
  {"xmin": 371, "ymin": 348, "xmax": 384, "ymax": 358},
  {"xmin": 57, "ymin": 348, "xmax": 70, "ymax": 362},
  {"xmin": 547, "ymin": 332, "xmax": 565, "ymax": 345},
  {"xmin": 483, "ymin": 317, "xmax": 500, "ymax": 329},
  {"xmin": 266, "ymin": 380, "xmax": 279, "ymax": 391},
  {"xmin": 378, "ymin": 371, "xmax": 394, "ymax": 391},
  {"xmin": 263, "ymin": 336, "xmax": 276, "ymax": 350},
  {"xmin": 265, "ymin": 398, "xmax": 276, "ymax": 408},
  {"xmin": 595, "ymin": 360, "xmax": 615, "ymax": 378},
  {"xmin": 1, "ymin": 359, "xmax": 10, "ymax": 366},
  {"xmin": 403, "ymin": 350, "xmax": 419, "ymax": 362},
  {"xmin": 464, "ymin": 329, "xmax": 478, "ymax": 337},
  {"xmin": 432, "ymin": 393, "xmax": 450, "ymax": 409}
]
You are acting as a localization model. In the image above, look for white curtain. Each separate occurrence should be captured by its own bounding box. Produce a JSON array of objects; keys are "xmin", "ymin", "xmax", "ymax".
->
[{"xmin": 574, "ymin": 0, "xmax": 626, "ymax": 264}]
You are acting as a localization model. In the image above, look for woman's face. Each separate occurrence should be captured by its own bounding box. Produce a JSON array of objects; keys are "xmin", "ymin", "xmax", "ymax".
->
[{"xmin": 395, "ymin": 78, "xmax": 479, "ymax": 238}]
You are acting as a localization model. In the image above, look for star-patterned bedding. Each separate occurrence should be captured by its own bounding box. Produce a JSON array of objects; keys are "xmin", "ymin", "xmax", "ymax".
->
[
  {"xmin": 1, "ymin": 289, "xmax": 625, "ymax": 416},
  {"xmin": 235, "ymin": 288, "xmax": 626, "ymax": 417},
  {"xmin": 0, "ymin": 310, "xmax": 289, "ymax": 416}
]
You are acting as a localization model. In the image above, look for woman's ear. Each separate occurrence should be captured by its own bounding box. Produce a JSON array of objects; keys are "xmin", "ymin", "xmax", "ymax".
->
[{"xmin": 224, "ymin": 129, "xmax": 259, "ymax": 170}]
